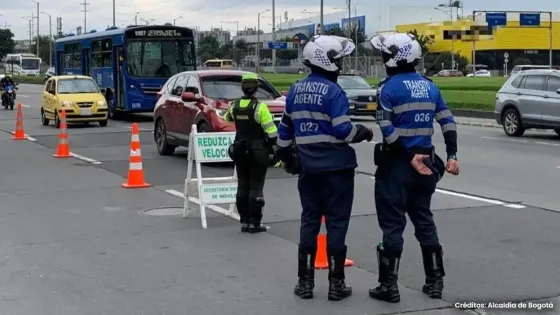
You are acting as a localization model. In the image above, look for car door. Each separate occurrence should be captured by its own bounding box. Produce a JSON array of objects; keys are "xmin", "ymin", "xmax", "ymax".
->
[
  {"xmin": 166, "ymin": 74, "xmax": 188, "ymax": 139},
  {"xmin": 517, "ymin": 74, "xmax": 547, "ymax": 125},
  {"xmin": 43, "ymin": 79, "xmax": 55, "ymax": 114},
  {"xmin": 176, "ymin": 75, "xmax": 201, "ymax": 137},
  {"xmin": 541, "ymin": 74, "xmax": 560, "ymax": 126}
]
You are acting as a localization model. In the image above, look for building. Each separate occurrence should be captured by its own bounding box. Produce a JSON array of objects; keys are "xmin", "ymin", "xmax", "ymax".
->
[
  {"xmin": 395, "ymin": 12, "xmax": 560, "ymax": 69},
  {"xmin": 234, "ymin": 5, "xmax": 450, "ymax": 44},
  {"xmin": 14, "ymin": 40, "xmax": 32, "ymax": 53},
  {"xmin": 196, "ymin": 28, "xmax": 232, "ymax": 46}
]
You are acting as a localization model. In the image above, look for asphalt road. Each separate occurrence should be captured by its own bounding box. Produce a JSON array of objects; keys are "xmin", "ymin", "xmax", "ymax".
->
[{"xmin": 0, "ymin": 83, "xmax": 557, "ymax": 314}]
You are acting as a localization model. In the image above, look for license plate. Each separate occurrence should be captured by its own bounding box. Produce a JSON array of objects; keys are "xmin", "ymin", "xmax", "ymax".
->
[
  {"xmin": 80, "ymin": 109, "xmax": 92, "ymax": 116},
  {"xmin": 367, "ymin": 103, "xmax": 377, "ymax": 110}
]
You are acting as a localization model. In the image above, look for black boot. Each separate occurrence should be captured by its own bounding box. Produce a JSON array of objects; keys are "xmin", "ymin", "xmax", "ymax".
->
[
  {"xmin": 421, "ymin": 245, "xmax": 445, "ymax": 299},
  {"xmin": 294, "ymin": 246, "xmax": 315, "ymax": 299},
  {"xmin": 369, "ymin": 243, "xmax": 401, "ymax": 303},
  {"xmin": 248, "ymin": 197, "xmax": 267, "ymax": 233},
  {"xmin": 236, "ymin": 196, "xmax": 250, "ymax": 233},
  {"xmin": 327, "ymin": 246, "xmax": 353, "ymax": 301}
]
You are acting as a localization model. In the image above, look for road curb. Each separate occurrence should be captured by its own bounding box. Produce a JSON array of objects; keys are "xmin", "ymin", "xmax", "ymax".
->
[{"xmin": 452, "ymin": 109, "xmax": 495, "ymax": 119}]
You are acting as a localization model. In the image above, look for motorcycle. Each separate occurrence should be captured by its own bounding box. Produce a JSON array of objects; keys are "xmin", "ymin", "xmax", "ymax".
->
[{"xmin": 2, "ymin": 83, "xmax": 18, "ymax": 110}]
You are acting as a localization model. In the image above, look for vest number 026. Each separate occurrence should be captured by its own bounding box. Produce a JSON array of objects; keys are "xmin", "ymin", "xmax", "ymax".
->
[
  {"xmin": 300, "ymin": 122, "xmax": 319, "ymax": 132},
  {"xmin": 414, "ymin": 113, "xmax": 431, "ymax": 122}
]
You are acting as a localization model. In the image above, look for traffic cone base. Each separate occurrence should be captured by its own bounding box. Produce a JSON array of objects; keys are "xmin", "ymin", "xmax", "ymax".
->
[
  {"xmin": 12, "ymin": 103, "xmax": 26, "ymax": 140},
  {"xmin": 122, "ymin": 123, "xmax": 150, "ymax": 189},
  {"xmin": 314, "ymin": 218, "xmax": 354, "ymax": 269}
]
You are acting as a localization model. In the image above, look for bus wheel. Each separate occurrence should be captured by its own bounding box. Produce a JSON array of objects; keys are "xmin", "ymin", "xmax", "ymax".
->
[{"xmin": 109, "ymin": 107, "xmax": 123, "ymax": 120}]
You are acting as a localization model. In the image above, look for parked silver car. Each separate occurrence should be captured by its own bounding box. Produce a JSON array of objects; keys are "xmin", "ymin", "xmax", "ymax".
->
[{"xmin": 495, "ymin": 69, "xmax": 560, "ymax": 137}]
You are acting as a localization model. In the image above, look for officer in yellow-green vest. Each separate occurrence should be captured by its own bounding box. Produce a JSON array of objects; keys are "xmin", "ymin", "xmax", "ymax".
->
[{"xmin": 225, "ymin": 73, "xmax": 278, "ymax": 233}]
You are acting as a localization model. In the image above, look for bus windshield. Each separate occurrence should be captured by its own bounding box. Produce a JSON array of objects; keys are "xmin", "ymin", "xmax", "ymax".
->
[
  {"xmin": 126, "ymin": 39, "xmax": 195, "ymax": 77},
  {"xmin": 21, "ymin": 58, "xmax": 40, "ymax": 70}
]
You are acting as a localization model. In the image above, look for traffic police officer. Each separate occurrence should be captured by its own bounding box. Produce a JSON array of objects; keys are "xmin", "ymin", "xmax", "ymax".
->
[
  {"xmin": 275, "ymin": 35, "xmax": 374, "ymax": 301},
  {"xmin": 224, "ymin": 73, "xmax": 278, "ymax": 234},
  {"xmin": 368, "ymin": 32, "xmax": 460, "ymax": 303}
]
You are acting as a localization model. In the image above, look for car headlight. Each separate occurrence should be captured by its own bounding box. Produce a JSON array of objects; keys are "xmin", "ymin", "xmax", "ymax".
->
[
  {"xmin": 215, "ymin": 109, "xmax": 227, "ymax": 118},
  {"xmin": 97, "ymin": 100, "xmax": 107, "ymax": 107},
  {"xmin": 61, "ymin": 101, "xmax": 73, "ymax": 107},
  {"xmin": 349, "ymin": 104, "xmax": 355, "ymax": 109},
  {"xmin": 347, "ymin": 95, "xmax": 358, "ymax": 101}
]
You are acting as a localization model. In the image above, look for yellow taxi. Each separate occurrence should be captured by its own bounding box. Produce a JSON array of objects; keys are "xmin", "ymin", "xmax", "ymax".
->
[{"xmin": 41, "ymin": 75, "xmax": 109, "ymax": 128}]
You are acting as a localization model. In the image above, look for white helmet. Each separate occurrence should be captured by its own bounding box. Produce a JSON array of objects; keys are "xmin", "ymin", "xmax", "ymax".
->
[
  {"xmin": 302, "ymin": 35, "xmax": 356, "ymax": 72},
  {"xmin": 370, "ymin": 32, "xmax": 422, "ymax": 68}
]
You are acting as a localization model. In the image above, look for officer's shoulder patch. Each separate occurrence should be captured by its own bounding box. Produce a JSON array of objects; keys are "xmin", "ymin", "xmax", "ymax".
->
[{"xmin": 422, "ymin": 75, "xmax": 433, "ymax": 82}]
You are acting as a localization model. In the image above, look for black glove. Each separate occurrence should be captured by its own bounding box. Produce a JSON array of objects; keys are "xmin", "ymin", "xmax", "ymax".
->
[{"xmin": 352, "ymin": 124, "xmax": 374, "ymax": 143}]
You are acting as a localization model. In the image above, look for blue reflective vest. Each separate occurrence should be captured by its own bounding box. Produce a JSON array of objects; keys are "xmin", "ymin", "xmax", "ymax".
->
[
  {"xmin": 376, "ymin": 72, "xmax": 457, "ymax": 150},
  {"xmin": 276, "ymin": 72, "xmax": 358, "ymax": 174}
]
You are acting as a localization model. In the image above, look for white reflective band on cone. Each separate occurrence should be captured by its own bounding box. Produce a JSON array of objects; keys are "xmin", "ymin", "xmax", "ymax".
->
[
  {"xmin": 129, "ymin": 162, "xmax": 143, "ymax": 170},
  {"xmin": 131, "ymin": 134, "xmax": 140, "ymax": 142},
  {"xmin": 59, "ymin": 139, "xmax": 68, "ymax": 144},
  {"xmin": 130, "ymin": 149, "xmax": 141, "ymax": 156}
]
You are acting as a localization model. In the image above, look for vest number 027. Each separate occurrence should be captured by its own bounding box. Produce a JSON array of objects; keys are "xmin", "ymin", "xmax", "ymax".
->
[
  {"xmin": 414, "ymin": 113, "xmax": 431, "ymax": 122},
  {"xmin": 300, "ymin": 122, "xmax": 319, "ymax": 132}
]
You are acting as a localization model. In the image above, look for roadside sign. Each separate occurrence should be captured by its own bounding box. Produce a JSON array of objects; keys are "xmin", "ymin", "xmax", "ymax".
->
[
  {"xmin": 520, "ymin": 13, "xmax": 540, "ymax": 26},
  {"xmin": 267, "ymin": 42, "xmax": 288, "ymax": 49},
  {"xmin": 199, "ymin": 183, "xmax": 237, "ymax": 204},
  {"xmin": 504, "ymin": 52, "xmax": 509, "ymax": 59},
  {"xmin": 193, "ymin": 132, "xmax": 235, "ymax": 162},
  {"xmin": 184, "ymin": 126, "xmax": 238, "ymax": 229},
  {"xmin": 504, "ymin": 58, "xmax": 509, "ymax": 63},
  {"xmin": 486, "ymin": 12, "xmax": 507, "ymax": 27}
]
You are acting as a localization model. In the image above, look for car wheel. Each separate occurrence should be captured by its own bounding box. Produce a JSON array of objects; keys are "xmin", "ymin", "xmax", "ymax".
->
[
  {"xmin": 54, "ymin": 111, "xmax": 61, "ymax": 129},
  {"xmin": 41, "ymin": 109, "xmax": 49, "ymax": 126},
  {"xmin": 502, "ymin": 108, "xmax": 525, "ymax": 137},
  {"xmin": 154, "ymin": 118, "xmax": 176, "ymax": 156},
  {"xmin": 99, "ymin": 120, "xmax": 108, "ymax": 127}
]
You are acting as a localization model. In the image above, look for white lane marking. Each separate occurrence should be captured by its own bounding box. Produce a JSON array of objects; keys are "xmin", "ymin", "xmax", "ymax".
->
[
  {"xmin": 18, "ymin": 95, "xmax": 30, "ymax": 98},
  {"xmin": 482, "ymin": 136, "xmax": 560, "ymax": 147},
  {"xmin": 370, "ymin": 176, "xmax": 526, "ymax": 209},
  {"xmin": 9, "ymin": 131, "xmax": 36, "ymax": 141},
  {"xmin": 21, "ymin": 104, "xmax": 31, "ymax": 108},
  {"xmin": 70, "ymin": 152, "xmax": 102, "ymax": 165},
  {"xmin": 164, "ymin": 189, "xmax": 240, "ymax": 221}
]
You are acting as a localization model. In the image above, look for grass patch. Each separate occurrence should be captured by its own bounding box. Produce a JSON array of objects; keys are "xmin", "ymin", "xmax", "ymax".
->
[
  {"xmin": 11, "ymin": 75, "xmax": 45, "ymax": 85},
  {"xmin": 441, "ymin": 90, "xmax": 495, "ymax": 111}
]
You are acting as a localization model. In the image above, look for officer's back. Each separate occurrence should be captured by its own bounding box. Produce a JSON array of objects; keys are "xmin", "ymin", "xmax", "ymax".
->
[
  {"xmin": 380, "ymin": 72, "xmax": 440, "ymax": 151},
  {"xmin": 285, "ymin": 72, "xmax": 357, "ymax": 174}
]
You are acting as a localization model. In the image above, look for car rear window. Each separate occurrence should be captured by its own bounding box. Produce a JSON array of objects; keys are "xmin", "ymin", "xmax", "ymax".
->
[
  {"xmin": 200, "ymin": 75, "xmax": 280, "ymax": 100},
  {"xmin": 510, "ymin": 76, "xmax": 524, "ymax": 88},
  {"xmin": 522, "ymin": 75, "xmax": 547, "ymax": 91}
]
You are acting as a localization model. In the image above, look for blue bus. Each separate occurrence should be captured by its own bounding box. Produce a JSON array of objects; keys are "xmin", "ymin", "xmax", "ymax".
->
[{"xmin": 54, "ymin": 24, "xmax": 197, "ymax": 119}]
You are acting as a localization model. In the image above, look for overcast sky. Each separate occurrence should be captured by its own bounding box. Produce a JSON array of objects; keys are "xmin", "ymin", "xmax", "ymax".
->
[{"xmin": 3, "ymin": 0, "xmax": 559, "ymax": 40}]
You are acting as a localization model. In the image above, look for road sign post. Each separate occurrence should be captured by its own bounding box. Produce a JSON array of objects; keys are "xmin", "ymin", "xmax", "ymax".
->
[
  {"xmin": 504, "ymin": 52, "xmax": 509, "ymax": 76},
  {"xmin": 183, "ymin": 125, "xmax": 238, "ymax": 229}
]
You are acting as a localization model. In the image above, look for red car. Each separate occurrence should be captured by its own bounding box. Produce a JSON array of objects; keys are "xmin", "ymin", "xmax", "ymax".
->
[{"xmin": 153, "ymin": 70, "xmax": 286, "ymax": 155}]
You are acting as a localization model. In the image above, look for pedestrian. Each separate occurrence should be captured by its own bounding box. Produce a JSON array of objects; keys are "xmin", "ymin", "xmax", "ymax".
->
[
  {"xmin": 368, "ymin": 32, "xmax": 460, "ymax": 303},
  {"xmin": 275, "ymin": 35, "xmax": 374, "ymax": 301},
  {"xmin": 225, "ymin": 73, "xmax": 278, "ymax": 234}
]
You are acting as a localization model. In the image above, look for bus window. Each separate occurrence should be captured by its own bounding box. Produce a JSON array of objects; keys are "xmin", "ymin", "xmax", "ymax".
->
[
  {"xmin": 126, "ymin": 39, "xmax": 195, "ymax": 77},
  {"xmin": 222, "ymin": 60, "xmax": 233, "ymax": 66}
]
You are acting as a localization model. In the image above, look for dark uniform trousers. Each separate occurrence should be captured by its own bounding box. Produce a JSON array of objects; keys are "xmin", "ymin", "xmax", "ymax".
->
[
  {"xmin": 298, "ymin": 168, "xmax": 355, "ymax": 252},
  {"xmin": 374, "ymin": 156, "xmax": 440, "ymax": 256},
  {"xmin": 235, "ymin": 148, "xmax": 269, "ymax": 222}
]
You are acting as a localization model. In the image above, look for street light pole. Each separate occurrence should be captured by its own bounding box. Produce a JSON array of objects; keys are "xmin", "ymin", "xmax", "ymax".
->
[
  {"xmin": 41, "ymin": 12, "xmax": 52, "ymax": 67},
  {"xmin": 173, "ymin": 16, "xmax": 183, "ymax": 26},
  {"xmin": 112, "ymin": 0, "xmax": 116, "ymax": 27},
  {"xmin": 257, "ymin": 10, "xmax": 271, "ymax": 74},
  {"xmin": 319, "ymin": 0, "xmax": 323, "ymax": 34},
  {"xmin": 134, "ymin": 12, "xmax": 139, "ymax": 25},
  {"xmin": 31, "ymin": 0, "xmax": 40, "ymax": 59}
]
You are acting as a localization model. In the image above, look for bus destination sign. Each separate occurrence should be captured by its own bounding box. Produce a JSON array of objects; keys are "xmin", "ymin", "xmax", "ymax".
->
[{"xmin": 130, "ymin": 29, "xmax": 186, "ymax": 38}]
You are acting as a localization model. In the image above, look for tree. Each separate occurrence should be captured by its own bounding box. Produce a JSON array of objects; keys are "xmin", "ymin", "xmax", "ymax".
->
[
  {"xmin": 513, "ymin": 57, "xmax": 532, "ymax": 67},
  {"xmin": 424, "ymin": 52, "xmax": 469, "ymax": 74},
  {"xmin": 197, "ymin": 35, "xmax": 222, "ymax": 62},
  {"xmin": 31, "ymin": 35, "xmax": 54, "ymax": 63},
  {"xmin": 233, "ymin": 39, "xmax": 249, "ymax": 65},
  {"xmin": 0, "ymin": 29, "xmax": 16, "ymax": 61},
  {"xmin": 407, "ymin": 29, "xmax": 434, "ymax": 55}
]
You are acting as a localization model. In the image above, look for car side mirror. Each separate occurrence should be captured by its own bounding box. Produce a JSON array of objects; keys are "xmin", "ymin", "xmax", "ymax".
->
[
  {"xmin": 181, "ymin": 92, "xmax": 198, "ymax": 102},
  {"xmin": 557, "ymin": 88, "xmax": 560, "ymax": 94},
  {"xmin": 281, "ymin": 90, "xmax": 287, "ymax": 96}
]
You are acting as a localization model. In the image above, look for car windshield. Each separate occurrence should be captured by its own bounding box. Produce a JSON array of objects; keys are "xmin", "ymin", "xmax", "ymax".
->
[
  {"xmin": 337, "ymin": 76, "xmax": 371, "ymax": 89},
  {"xmin": 200, "ymin": 75, "xmax": 281, "ymax": 100},
  {"xmin": 57, "ymin": 78, "xmax": 100, "ymax": 94}
]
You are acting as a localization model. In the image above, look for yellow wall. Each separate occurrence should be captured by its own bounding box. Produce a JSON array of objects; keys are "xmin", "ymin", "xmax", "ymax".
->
[{"xmin": 396, "ymin": 20, "xmax": 560, "ymax": 62}]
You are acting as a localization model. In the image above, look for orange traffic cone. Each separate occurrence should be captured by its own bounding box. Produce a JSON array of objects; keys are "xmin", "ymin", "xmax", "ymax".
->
[
  {"xmin": 315, "ymin": 216, "xmax": 354, "ymax": 269},
  {"xmin": 122, "ymin": 123, "xmax": 150, "ymax": 188},
  {"xmin": 12, "ymin": 103, "xmax": 26, "ymax": 140},
  {"xmin": 53, "ymin": 111, "xmax": 71, "ymax": 158}
]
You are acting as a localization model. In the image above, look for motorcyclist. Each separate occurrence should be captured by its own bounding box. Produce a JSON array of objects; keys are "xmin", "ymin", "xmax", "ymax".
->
[
  {"xmin": 0, "ymin": 75, "xmax": 17, "ymax": 105},
  {"xmin": 368, "ymin": 32, "xmax": 459, "ymax": 303},
  {"xmin": 275, "ymin": 35, "xmax": 374, "ymax": 301}
]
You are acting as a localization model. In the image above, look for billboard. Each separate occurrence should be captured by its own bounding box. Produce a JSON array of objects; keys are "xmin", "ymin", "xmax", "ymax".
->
[
  {"xmin": 322, "ymin": 23, "xmax": 340, "ymax": 32},
  {"xmin": 341, "ymin": 15, "xmax": 366, "ymax": 36}
]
